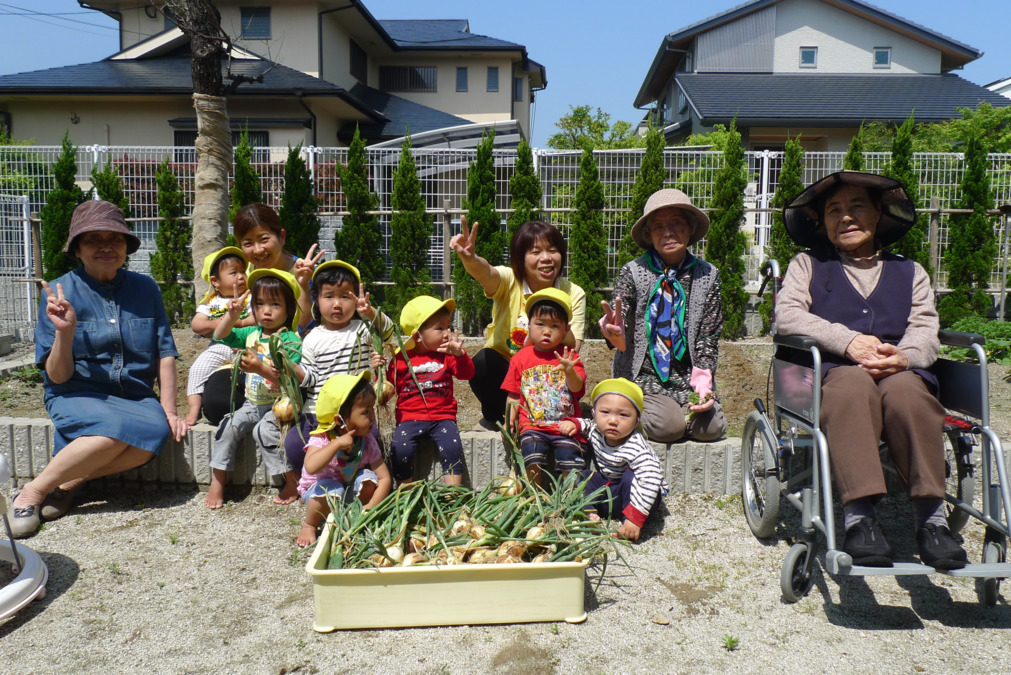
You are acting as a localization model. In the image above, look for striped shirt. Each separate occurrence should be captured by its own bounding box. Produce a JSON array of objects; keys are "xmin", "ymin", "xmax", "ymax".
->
[
  {"xmin": 299, "ymin": 314, "xmax": 394, "ymax": 414},
  {"xmin": 576, "ymin": 419, "xmax": 669, "ymax": 523}
]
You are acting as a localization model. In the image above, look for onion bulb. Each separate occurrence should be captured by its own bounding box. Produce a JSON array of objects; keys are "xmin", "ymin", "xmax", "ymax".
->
[
  {"xmin": 469, "ymin": 524, "xmax": 486, "ymax": 540},
  {"xmin": 497, "ymin": 540, "xmax": 527, "ymax": 558},
  {"xmin": 272, "ymin": 395, "xmax": 295, "ymax": 422},
  {"xmin": 495, "ymin": 555, "xmax": 522, "ymax": 564},
  {"xmin": 402, "ymin": 552, "xmax": 426, "ymax": 566},
  {"xmin": 525, "ymin": 526, "xmax": 546, "ymax": 541},
  {"xmin": 378, "ymin": 379, "xmax": 396, "ymax": 406},
  {"xmin": 467, "ymin": 548, "xmax": 497, "ymax": 564},
  {"xmin": 531, "ymin": 553, "xmax": 551, "ymax": 563},
  {"xmin": 450, "ymin": 517, "xmax": 472, "ymax": 536},
  {"xmin": 385, "ymin": 545, "xmax": 404, "ymax": 563}
]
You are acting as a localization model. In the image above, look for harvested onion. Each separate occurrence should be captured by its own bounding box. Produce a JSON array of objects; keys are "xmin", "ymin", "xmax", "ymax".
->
[
  {"xmin": 378, "ymin": 379, "xmax": 396, "ymax": 406},
  {"xmin": 272, "ymin": 395, "xmax": 295, "ymax": 422}
]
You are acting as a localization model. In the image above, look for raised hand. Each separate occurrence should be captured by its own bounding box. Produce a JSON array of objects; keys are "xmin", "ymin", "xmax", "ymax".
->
[
  {"xmin": 449, "ymin": 215, "xmax": 479, "ymax": 260},
  {"xmin": 349, "ymin": 288, "xmax": 374, "ymax": 320},
  {"xmin": 436, "ymin": 329, "xmax": 465, "ymax": 356},
  {"xmin": 293, "ymin": 244, "xmax": 325, "ymax": 288},
  {"xmin": 599, "ymin": 298, "xmax": 626, "ymax": 350},
  {"xmin": 227, "ymin": 290, "xmax": 251, "ymax": 320},
  {"xmin": 41, "ymin": 280, "xmax": 76, "ymax": 333},
  {"xmin": 554, "ymin": 345, "xmax": 581, "ymax": 374}
]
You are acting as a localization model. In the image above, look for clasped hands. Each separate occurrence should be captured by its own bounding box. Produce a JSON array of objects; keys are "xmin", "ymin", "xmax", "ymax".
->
[{"xmin": 845, "ymin": 334, "xmax": 909, "ymax": 379}]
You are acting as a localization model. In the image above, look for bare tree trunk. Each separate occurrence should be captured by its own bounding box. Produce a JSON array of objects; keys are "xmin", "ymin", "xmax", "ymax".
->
[{"xmin": 191, "ymin": 93, "xmax": 231, "ymax": 299}]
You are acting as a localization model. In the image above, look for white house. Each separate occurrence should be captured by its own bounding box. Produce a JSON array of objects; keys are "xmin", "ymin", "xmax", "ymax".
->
[
  {"xmin": 987, "ymin": 77, "xmax": 1011, "ymax": 100},
  {"xmin": 634, "ymin": 0, "xmax": 1009, "ymax": 150},
  {"xmin": 0, "ymin": 0, "xmax": 547, "ymax": 149}
]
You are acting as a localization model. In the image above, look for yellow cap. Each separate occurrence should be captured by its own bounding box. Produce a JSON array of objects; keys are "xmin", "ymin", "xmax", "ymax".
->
[
  {"xmin": 199, "ymin": 246, "xmax": 248, "ymax": 305},
  {"xmin": 246, "ymin": 268, "xmax": 302, "ymax": 330},
  {"xmin": 524, "ymin": 287, "xmax": 572, "ymax": 322},
  {"xmin": 312, "ymin": 259, "xmax": 361, "ymax": 286},
  {"xmin": 591, "ymin": 378, "xmax": 644, "ymax": 414},
  {"xmin": 400, "ymin": 295, "xmax": 456, "ymax": 351},
  {"xmin": 310, "ymin": 371, "xmax": 374, "ymax": 436}
]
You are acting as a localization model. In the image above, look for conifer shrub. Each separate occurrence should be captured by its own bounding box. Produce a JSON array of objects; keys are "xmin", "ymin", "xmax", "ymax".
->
[
  {"xmin": 150, "ymin": 158, "xmax": 194, "ymax": 324},
  {"xmin": 40, "ymin": 132, "xmax": 88, "ymax": 280},
  {"xmin": 569, "ymin": 146, "xmax": 608, "ymax": 337},
  {"xmin": 387, "ymin": 133, "xmax": 433, "ymax": 317}
]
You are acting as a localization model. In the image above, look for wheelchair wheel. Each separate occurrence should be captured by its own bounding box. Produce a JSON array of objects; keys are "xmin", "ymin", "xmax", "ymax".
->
[
  {"xmin": 981, "ymin": 530, "xmax": 1005, "ymax": 606},
  {"xmin": 741, "ymin": 411, "xmax": 781, "ymax": 538},
  {"xmin": 781, "ymin": 543, "xmax": 815, "ymax": 603},
  {"xmin": 943, "ymin": 431, "xmax": 974, "ymax": 534}
]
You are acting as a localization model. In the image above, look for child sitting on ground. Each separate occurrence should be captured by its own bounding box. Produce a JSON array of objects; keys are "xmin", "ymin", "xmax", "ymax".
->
[
  {"xmin": 206, "ymin": 268, "xmax": 302, "ymax": 509},
  {"xmin": 387, "ymin": 296, "xmax": 474, "ymax": 486},
  {"xmin": 558, "ymin": 378, "xmax": 669, "ymax": 542},
  {"xmin": 297, "ymin": 372, "xmax": 392, "ymax": 547},
  {"xmin": 502, "ymin": 288, "xmax": 586, "ymax": 486},
  {"xmin": 254, "ymin": 260, "xmax": 393, "ymax": 479},
  {"xmin": 185, "ymin": 247, "xmax": 253, "ymax": 425}
]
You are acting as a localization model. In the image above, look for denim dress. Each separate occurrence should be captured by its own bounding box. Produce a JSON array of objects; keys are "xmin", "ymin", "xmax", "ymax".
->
[{"xmin": 35, "ymin": 267, "xmax": 178, "ymax": 454}]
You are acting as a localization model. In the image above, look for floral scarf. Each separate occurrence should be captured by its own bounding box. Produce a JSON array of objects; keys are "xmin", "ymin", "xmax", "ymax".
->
[{"xmin": 645, "ymin": 249, "xmax": 694, "ymax": 382}]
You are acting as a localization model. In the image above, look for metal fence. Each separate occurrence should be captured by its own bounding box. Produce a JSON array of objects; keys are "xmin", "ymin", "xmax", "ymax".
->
[
  {"xmin": 0, "ymin": 194, "xmax": 37, "ymax": 333},
  {"xmin": 2, "ymin": 144, "xmax": 1010, "ymax": 294}
]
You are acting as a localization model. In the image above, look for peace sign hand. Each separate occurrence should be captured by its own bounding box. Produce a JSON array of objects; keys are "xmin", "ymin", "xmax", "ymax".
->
[
  {"xmin": 349, "ymin": 289, "xmax": 375, "ymax": 321},
  {"xmin": 599, "ymin": 298, "xmax": 626, "ymax": 351},
  {"xmin": 41, "ymin": 281, "xmax": 77, "ymax": 333},
  {"xmin": 449, "ymin": 215, "xmax": 479, "ymax": 261},
  {"xmin": 293, "ymin": 244, "xmax": 326, "ymax": 289},
  {"xmin": 227, "ymin": 290, "xmax": 251, "ymax": 320}
]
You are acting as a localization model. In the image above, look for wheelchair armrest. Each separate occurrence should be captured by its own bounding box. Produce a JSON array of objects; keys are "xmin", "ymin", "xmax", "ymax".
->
[
  {"xmin": 938, "ymin": 330, "xmax": 985, "ymax": 348},
  {"xmin": 773, "ymin": 333, "xmax": 819, "ymax": 351}
]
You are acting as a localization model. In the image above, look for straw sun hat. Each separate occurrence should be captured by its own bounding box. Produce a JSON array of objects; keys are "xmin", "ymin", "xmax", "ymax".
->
[{"xmin": 630, "ymin": 188, "xmax": 710, "ymax": 250}]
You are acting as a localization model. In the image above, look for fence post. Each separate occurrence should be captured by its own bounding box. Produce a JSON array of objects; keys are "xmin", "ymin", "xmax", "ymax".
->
[
  {"xmin": 30, "ymin": 212, "xmax": 42, "ymax": 282},
  {"xmin": 928, "ymin": 196, "xmax": 940, "ymax": 290},
  {"xmin": 999, "ymin": 204, "xmax": 1011, "ymax": 320},
  {"xmin": 443, "ymin": 199, "xmax": 452, "ymax": 302},
  {"xmin": 306, "ymin": 145, "xmax": 316, "ymax": 182}
]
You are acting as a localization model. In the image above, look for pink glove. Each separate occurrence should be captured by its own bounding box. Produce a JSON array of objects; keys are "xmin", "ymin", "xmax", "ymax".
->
[{"xmin": 690, "ymin": 367, "xmax": 714, "ymax": 409}]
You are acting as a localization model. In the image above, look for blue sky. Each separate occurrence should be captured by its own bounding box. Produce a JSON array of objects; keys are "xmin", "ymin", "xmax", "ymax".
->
[{"xmin": 2, "ymin": 0, "xmax": 1008, "ymax": 147}]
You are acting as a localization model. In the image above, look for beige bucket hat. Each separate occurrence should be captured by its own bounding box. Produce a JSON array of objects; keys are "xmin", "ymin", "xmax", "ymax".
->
[{"xmin": 630, "ymin": 188, "xmax": 710, "ymax": 250}]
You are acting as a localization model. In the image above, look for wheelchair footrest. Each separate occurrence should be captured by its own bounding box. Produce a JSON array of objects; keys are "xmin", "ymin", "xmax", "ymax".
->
[
  {"xmin": 844, "ymin": 562, "xmax": 936, "ymax": 577},
  {"xmin": 943, "ymin": 563, "xmax": 1011, "ymax": 579}
]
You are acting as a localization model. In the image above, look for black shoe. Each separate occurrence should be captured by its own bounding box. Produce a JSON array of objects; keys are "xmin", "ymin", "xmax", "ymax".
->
[
  {"xmin": 843, "ymin": 518, "xmax": 894, "ymax": 567},
  {"xmin": 917, "ymin": 523, "xmax": 968, "ymax": 570}
]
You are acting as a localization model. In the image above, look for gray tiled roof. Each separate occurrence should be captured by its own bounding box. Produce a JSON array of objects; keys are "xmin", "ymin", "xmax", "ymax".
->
[
  {"xmin": 378, "ymin": 20, "xmax": 523, "ymax": 50},
  {"xmin": 0, "ymin": 55, "xmax": 358, "ymax": 99},
  {"xmin": 678, "ymin": 73, "xmax": 1010, "ymax": 124},
  {"xmin": 344, "ymin": 83, "xmax": 472, "ymax": 141}
]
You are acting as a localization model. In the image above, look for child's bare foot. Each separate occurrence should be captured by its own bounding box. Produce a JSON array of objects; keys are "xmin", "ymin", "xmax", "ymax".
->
[
  {"xmin": 297, "ymin": 522, "xmax": 319, "ymax": 548},
  {"xmin": 205, "ymin": 469, "xmax": 226, "ymax": 509},
  {"xmin": 588, "ymin": 512, "xmax": 601, "ymax": 522},
  {"xmin": 275, "ymin": 477, "xmax": 299, "ymax": 505}
]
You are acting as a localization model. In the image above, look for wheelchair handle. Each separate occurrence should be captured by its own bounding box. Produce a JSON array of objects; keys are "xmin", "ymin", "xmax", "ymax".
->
[{"xmin": 939, "ymin": 330, "xmax": 986, "ymax": 348}]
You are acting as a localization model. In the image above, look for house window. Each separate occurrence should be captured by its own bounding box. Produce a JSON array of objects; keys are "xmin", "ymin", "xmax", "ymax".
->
[
  {"xmin": 240, "ymin": 7, "xmax": 271, "ymax": 40},
  {"xmin": 799, "ymin": 46, "xmax": 817, "ymax": 68},
  {"xmin": 379, "ymin": 66, "xmax": 437, "ymax": 92},
  {"xmin": 678, "ymin": 89, "xmax": 687, "ymax": 113},
  {"xmin": 873, "ymin": 47, "xmax": 891, "ymax": 69},
  {"xmin": 350, "ymin": 40, "xmax": 367, "ymax": 84},
  {"xmin": 513, "ymin": 77, "xmax": 523, "ymax": 102},
  {"xmin": 487, "ymin": 67, "xmax": 499, "ymax": 92},
  {"xmin": 457, "ymin": 67, "xmax": 468, "ymax": 92}
]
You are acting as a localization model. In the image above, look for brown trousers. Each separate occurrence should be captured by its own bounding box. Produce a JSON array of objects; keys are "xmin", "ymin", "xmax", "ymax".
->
[
  {"xmin": 641, "ymin": 392, "xmax": 726, "ymax": 444},
  {"xmin": 820, "ymin": 366, "xmax": 945, "ymax": 504}
]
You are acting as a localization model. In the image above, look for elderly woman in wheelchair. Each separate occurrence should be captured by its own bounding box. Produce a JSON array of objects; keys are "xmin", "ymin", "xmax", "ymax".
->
[{"xmin": 775, "ymin": 170, "xmax": 966, "ymax": 570}]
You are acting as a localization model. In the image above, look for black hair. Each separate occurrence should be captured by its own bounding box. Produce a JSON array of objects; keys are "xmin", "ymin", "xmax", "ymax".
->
[
  {"xmin": 211, "ymin": 253, "xmax": 245, "ymax": 278},
  {"xmin": 419, "ymin": 307, "xmax": 452, "ymax": 331},
  {"xmin": 251, "ymin": 275, "xmax": 297, "ymax": 329},
  {"xmin": 527, "ymin": 299, "xmax": 568, "ymax": 323},
  {"xmin": 311, "ymin": 266, "xmax": 361, "ymax": 322},
  {"xmin": 510, "ymin": 221, "xmax": 567, "ymax": 284},
  {"xmin": 339, "ymin": 379, "xmax": 376, "ymax": 419}
]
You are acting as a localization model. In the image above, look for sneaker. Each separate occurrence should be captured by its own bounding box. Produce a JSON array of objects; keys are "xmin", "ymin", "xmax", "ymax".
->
[
  {"xmin": 917, "ymin": 523, "xmax": 968, "ymax": 570},
  {"xmin": 843, "ymin": 518, "xmax": 894, "ymax": 567},
  {"xmin": 40, "ymin": 486, "xmax": 76, "ymax": 521}
]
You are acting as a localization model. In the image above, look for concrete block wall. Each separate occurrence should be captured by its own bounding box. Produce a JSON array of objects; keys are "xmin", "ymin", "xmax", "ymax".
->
[{"xmin": 0, "ymin": 417, "xmax": 742, "ymax": 495}]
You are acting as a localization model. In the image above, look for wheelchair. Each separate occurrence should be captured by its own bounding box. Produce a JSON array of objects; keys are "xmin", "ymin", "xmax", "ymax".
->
[{"xmin": 741, "ymin": 260, "xmax": 1011, "ymax": 604}]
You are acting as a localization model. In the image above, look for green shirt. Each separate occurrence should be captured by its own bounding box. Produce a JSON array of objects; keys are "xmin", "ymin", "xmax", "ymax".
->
[{"xmin": 217, "ymin": 326, "xmax": 302, "ymax": 405}]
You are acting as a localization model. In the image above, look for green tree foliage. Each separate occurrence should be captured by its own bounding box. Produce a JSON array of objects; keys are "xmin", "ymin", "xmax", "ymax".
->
[
  {"xmin": 886, "ymin": 113, "xmax": 932, "ymax": 274},
  {"xmin": 939, "ymin": 131, "xmax": 997, "ymax": 326},
  {"xmin": 229, "ymin": 129, "xmax": 261, "ymax": 223},
  {"xmin": 387, "ymin": 133, "xmax": 433, "ymax": 317},
  {"xmin": 759, "ymin": 136, "xmax": 805, "ymax": 333},
  {"xmin": 507, "ymin": 138, "xmax": 541, "ymax": 243},
  {"xmin": 705, "ymin": 120, "xmax": 749, "ymax": 338},
  {"xmin": 0, "ymin": 130, "xmax": 49, "ymax": 200},
  {"xmin": 547, "ymin": 105, "xmax": 645, "ymax": 150},
  {"xmin": 454, "ymin": 130, "xmax": 502, "ymax": 334},
  {"xmin": 279, "ymin": 143, "xmax": 320, "ymax": 258},
  {"xmin": 150, "ymin": 158, "xmax": 194, "ymax": 324},
  {"xmin": 569, "ymin": 147, "xmax": 608, "ymax": 337},
  {"xmin": 335, "ymin": 126, "xmax": 383, "ymax": 286},
  {"xmin": 40, "ymin": 132, "xmax": 88, "ymax": 280},
  {"xmin": 91, "ymin": 162, "xmax": 132, "ymax": 218},
  {"xmin": 619, "ymin": 125, "xmax": 666, "ymax": 268},
  {"xmin": 843, "ymin": 124, "xmax": 864, "ymax": 171}
]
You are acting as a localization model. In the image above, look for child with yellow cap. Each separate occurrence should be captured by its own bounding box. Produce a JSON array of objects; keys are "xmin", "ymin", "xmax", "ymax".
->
[
  {"xmin": 206, "ymin": 268, "xmax": 303, "ymax": 509},
  {"xmin": 502, "ymin": 288, "xmax": 586, "ymax": 486},
  {"xmin": 386, "ymin": 295, "xmax": 474, "ymax": 486},
  {"xmin": 559, "ymin": 378, "xmax": 669, "ymax": 541},
  {"xmin": 297, "ymin": 372, "xmax": 392, "ymax": 547},
  {"xmin": 185, "ymin": 247, "xmax": 253, "ymax": 425}
]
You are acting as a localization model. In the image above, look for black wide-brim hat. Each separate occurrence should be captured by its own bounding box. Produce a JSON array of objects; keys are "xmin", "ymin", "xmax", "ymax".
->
[{"xmin": 783, "ymin": 171, "xmax": 916, "ymax": 249}]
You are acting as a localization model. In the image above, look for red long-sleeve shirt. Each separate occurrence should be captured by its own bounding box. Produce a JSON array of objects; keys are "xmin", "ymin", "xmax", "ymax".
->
[{"xmin": 387, "ymin": 350, "xmax": 475, "ymax": 423}]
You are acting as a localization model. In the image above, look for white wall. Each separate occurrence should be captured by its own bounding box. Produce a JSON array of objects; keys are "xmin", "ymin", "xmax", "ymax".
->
[
  {"xmin": 222, "ymin": 2, "xmax": 321, "ymax": 77},
  {"xmin": 773, "ymin": 0, "xmax": 941, "ymax": 74}
]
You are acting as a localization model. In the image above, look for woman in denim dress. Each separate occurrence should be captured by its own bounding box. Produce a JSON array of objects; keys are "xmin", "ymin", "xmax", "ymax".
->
[{"xmin": 10, "ymin": 200, "xmax": 188, "ymax": 537}]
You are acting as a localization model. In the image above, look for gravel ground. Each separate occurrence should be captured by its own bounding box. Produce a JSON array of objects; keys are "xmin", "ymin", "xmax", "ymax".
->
[{"xmin": 1, "ymin": 484, "xmax": 1010, "ymax": 673}]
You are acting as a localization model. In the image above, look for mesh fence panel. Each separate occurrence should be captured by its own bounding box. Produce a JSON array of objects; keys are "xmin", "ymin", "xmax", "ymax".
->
[{"xmin": 0, "ymin": 195, "xmax": 37, "ymax": 332}]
